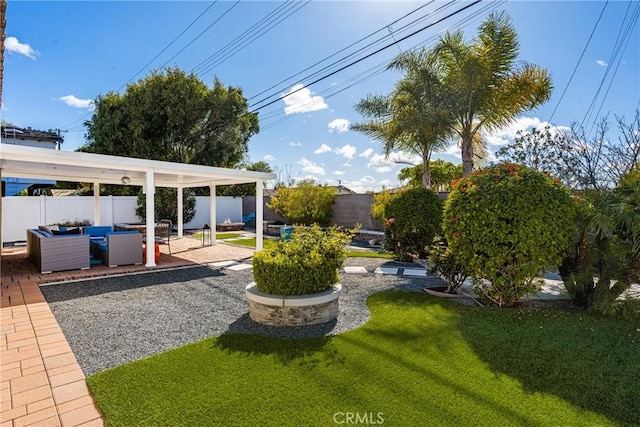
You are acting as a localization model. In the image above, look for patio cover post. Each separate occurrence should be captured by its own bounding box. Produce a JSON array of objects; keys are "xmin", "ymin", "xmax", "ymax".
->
[
  {"xmin": 93, "ymin": 181, "xmax": 100, "ymax": 225},
  {"xmin": 145, "ymin": 169, "xmax": 156, "ymax": 267},
  {"xmin": 256, "ymin": 180, "xmax": 263, "ymax": 250},
  {"xmin": 210, "ymin": 183, "xmax": 216, "ymax": 244},
  {"xmin": 177, "ymin": 187, "xmax": 183, "ymax": 238}
]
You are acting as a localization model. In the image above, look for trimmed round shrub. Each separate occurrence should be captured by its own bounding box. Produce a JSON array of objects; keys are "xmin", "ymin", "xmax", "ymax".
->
[
  {"xmin": 253, "ymin": 225, "xmax": 353, "ymax": 295},
  {"xmin": 443, "ymin": 163, "xmax": 576, "ymax": 307},
  {"xmin": 383, "ymin": 188, "xmax": 443, "ymax": 261}
]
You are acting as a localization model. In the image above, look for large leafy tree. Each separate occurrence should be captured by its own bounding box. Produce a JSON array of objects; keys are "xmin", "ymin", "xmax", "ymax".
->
[
  {"xmin": 430, "ymin": 11, "xmax": 552, "ymax": 176},
  {"xmin": 352, "ymin": 49, "xmax": 456, "ymax": 189},
  {"xmin": 81, "ymin": 67, "xmax": 259, "ymax": 168}
]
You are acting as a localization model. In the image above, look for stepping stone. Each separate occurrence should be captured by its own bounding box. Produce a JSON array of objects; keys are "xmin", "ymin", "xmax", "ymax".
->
[
  {"xmin": 226, "ymin": 263, "xmax": 253, "ymax": 271},
  {"xmin": 343, "ymin": 266, "xmax": 368, "ymax": 274},
  {"xmin": 374, "ymin": 267, "xmax": 399, "ymax": 275},
  {"xmin": 209, "ymin": 260, "xmax": 238, "ymax": 268},
  {"xmin": 403, "ymin": 269, "xmax": 427, "ymax": 277}
]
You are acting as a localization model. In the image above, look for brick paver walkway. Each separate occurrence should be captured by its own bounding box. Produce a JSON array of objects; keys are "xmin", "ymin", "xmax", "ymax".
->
[{"xmin": 1, "ymin": 237, "xmax": 255, "ymax": 426}]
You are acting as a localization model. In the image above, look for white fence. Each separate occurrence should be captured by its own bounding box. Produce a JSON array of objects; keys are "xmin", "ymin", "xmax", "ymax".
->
[{"xmin": 1, "ymin": 195, "xmax": 243, "ymax": 243}]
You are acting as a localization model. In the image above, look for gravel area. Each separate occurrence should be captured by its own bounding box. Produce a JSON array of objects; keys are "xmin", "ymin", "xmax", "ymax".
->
[{"xmin": 41, "ymin": 259, "xmax": 443, "ymax": 376}]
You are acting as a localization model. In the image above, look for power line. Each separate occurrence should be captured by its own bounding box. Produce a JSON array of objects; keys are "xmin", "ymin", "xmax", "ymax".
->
[
  {"xmin": 547, "ymin": 0, "xmax": 608, "ymax": 124},
  {"xmin": 61, "ymin": 2, "xmax": 223, "ymax": 130},
  {"xmin": 247, "ymin": 0, "xmax": 439, "ymax": 102},
  {"xmin": 248, "ymin": 0, "xmax": 483, "ymax": 115},
  {"xmin": 249, "ymin": 0, "xmax": 458, "ymax": 109},
  {"xmin": 194, "ymin": 1, "xmax": 310, "ymax": 77},
  {"xmin": 583, "ymin": 1, "xmax": 640, "ymax": 135}
]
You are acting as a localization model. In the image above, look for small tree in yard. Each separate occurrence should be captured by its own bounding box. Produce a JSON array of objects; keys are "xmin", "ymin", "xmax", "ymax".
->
[
  {"xmin": 136, "ymin": 188, "xmax": 197, "ymax": 225},
  {"xmin": 443, "ymin": 163, "xmax": 576, "ymax": 307},
  {"xmin": 383, "ymin": 188, "xmax": 443, "ymax": 261},
  {"xmin": 267, "ymin": 180, "xmax": 336, "ymax": 226}
]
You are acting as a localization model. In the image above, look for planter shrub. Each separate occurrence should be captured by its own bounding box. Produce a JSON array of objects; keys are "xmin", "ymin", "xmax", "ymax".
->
[
  {"xmin": 426, "ymin": 236, "xmax": 469, "ymax": 294},
  {"xmin": 267, "ymin": 180, "xmax": 336, "ymax": 226},
  {"xmin": 443, "ymin": 163, "xmax": 576, "ymax": 307},
  {"xmin": 253, "ymin": 225, "xmax": 353, "ymax": 295},
  {"xmin": 384, "ymin": 188, "xmax": 443, "ymax": 261}
]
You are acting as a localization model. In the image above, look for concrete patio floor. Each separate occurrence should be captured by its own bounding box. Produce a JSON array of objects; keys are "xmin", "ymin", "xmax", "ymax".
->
[{"xmin": 1, "ymin": 236, "xmax": 255, "ymax": 426}]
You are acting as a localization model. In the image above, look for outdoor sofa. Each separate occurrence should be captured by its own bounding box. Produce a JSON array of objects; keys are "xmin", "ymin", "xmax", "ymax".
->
[
  {"xmin": 85, "ymin": 226, "xmax": 143, "ymax": 267},
  {"xmin": 27, "ymin": 228, "xmax": 90, "ymax": 274}
]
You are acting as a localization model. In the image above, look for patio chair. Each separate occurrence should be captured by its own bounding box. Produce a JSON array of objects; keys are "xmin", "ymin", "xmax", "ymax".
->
[{"xmin": 154, "ymin": 219, "xmax": 172, "ymax": 254}]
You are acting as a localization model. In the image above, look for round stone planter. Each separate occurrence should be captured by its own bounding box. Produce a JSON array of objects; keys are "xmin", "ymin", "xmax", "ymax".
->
[{"xmin": 245, "ymin": 282, "xmax": 342, "ymax": 326}]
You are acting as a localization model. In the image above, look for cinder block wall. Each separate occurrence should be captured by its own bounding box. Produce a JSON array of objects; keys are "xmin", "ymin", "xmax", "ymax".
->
[{"xmin": 243, "ymin": 194, "xmax": 383, "ymax": 230}]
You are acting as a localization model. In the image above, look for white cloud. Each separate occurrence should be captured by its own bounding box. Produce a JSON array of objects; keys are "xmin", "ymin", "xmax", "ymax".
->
[
  {"xmin": 367, "ymin": 153, "xmax": 394, "ymax": 168},
  {"xmin": 359, "ymin": 148, "xmax": 374, "ymax": 158},
  {"xmin": 298, "ymin": 158, "xmax": 326, "ymax": 176},
  {"xmin": 328, "ymin": 118, "xmax": 350, "ymax": 133},
  {"xmin": 333, "ymin": 144, "xmax": 357, "ymax": 159},
  {"xmin": 376, "ymin": 166, "xmax": 393, "ymax": 173},
  {"xmin": 314, "ymin": 144, "xmax": 332, "ymax": 154},
  {"xmin": 5, "ymin": 36, "xmax": 37, "ymax": 59},
  {"xmin": 343, "ymin": 160, "xmax": 352, "ymax": 167},
  {"xmin": 58, "ymin": 95, "xmax": 94, "ymax": 109},
  {"xmin": 264, "ymin": 154, "xmax": 276, "ymax": 162},
  {"xmin": 289, "ymin": 141, "xmax": 302, "ymax": 147},
  {"xmin": 360, "ymin": 176, "xmax": 376, "ymax": 184},
  {"xmin": 596, "ymin": 60, "xmax": 608, "ymax": 67},
  {"xmin": 333, "ymin": 170, "xmax": 346, "ymax": 176},
  {"xmin": 484, "ymin": 116, "xmax": 570, "ymax": 148},
  {"xmin": 282, "ymin": 83, "xmax": 328, "ymax": 115}
]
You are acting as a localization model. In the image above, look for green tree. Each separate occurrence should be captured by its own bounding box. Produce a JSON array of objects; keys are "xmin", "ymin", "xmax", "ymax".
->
[
  {"xmin": 135, "ymin": 188, "xmax": 197, "ymax": 225},
  {"xmin": 81, "ymin": 67, "xmax": 259, "ymax": 168},
  {"xmin": 267, "ymin": 179, "xmax": 336, "ymax": 226},
  {"xmin": 398, "ymin": 159, "xmax": 462, "ymax": 191},
  {"xmin": 383, "ymin": 188, "xmax": 443, "ymax": 261},
  {"xmin": 560, "ymin": 170, "xmax": 640, "ymax": 317},
  {"xmin": 443, "ymin": 163, "xmax": 576, "ymax": 307},
  {"xmin": 430, "ymin": 11, "xmax": 552, "ymax": 176},
  {"xmin": 217, "ymin": 161, "xmax": 273, "ymax": 196},
  {"xmin": 353, "ymin": 48, "xmax": 456, "ymax": 189}
]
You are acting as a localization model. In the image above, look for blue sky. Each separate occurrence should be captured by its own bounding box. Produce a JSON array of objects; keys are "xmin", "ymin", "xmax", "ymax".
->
[{"xmin": 3, "ymin": 1, "xmax": 639, "ymax": 192}]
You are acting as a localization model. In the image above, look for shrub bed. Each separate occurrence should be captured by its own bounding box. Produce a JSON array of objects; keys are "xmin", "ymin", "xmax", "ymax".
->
[{"xmin": 253, "ymin": 225, "xmax": 353, "ymax": 295}]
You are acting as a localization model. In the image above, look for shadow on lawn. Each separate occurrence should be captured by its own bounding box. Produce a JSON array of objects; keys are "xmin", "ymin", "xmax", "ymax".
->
[
  {"xmin": 41, "ymin": 266, "xmax": 223, "ymax": 302},
  {"xmin": 215, "ymin": 328, "xmax": 344, "ymax": 368},
  {"xmin": 457, "ymin": 306, "xmax": 640, "ymax": 425}
]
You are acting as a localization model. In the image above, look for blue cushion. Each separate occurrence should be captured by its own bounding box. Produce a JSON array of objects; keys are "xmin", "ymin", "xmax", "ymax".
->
[
  {"xmin": 97, "ymin": 242, "xmax": 108, "ymax": 251},
  {"xmin": 84, "ymin": 226, "xmax": 113, "ymax": 237}
]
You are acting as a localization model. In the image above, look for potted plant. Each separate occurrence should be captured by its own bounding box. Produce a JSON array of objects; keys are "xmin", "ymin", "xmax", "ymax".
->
[{"xmin": 246, "ymin": 225, "xmax": 354, "ymax": 326}]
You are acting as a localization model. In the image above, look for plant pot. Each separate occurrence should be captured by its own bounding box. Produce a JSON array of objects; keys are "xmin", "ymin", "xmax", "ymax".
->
[
  {"xmin": 423, "ymin": 286, "xmax": 461, "ymax": 298},
  {"xmin": 245, "ymin": 283, "xmax": 342, "ymax": 326}
]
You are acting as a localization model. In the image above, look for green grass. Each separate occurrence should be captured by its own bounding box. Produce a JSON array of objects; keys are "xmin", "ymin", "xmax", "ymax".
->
[
  {"xmin": 191, "ymin": 232, "xmax": 242, "ymax": 240},
  {"xmin": 227, "ymin": 238, "xmax": 393, "ymax": 259},
  {"xmin": 87, "ymin": 293, "xmax": 640, "ymax": 426}
]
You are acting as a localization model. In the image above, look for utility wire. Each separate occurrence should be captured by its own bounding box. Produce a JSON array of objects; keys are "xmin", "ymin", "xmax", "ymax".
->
[
  {"xmin": 583, "ymin": 1, "xmax": 640, "ymax": 134},
  {"xmin": 60, "ymin": 1, "xmax": 223, "ymax": 130},
  {"xmin": 195, "ymin": 1, "xmax": 310, "ymax": 76},
  {"xmin": 248, "ymin": 0, "xmax": 482, "ymax": 115},
  {"xmin": 547, "ymin": 0, "xmax": 608, "ymax": 124},
  {"xmin": 250, "ymin": 0, "xmax": 458, "ymax": 109},
  {"xmin": 248, "ymin": 0, "xmax": 438, "ymax": 102},
  {"xmin": 257, "ymin": 0, "xmax": 500, "ymax": 131}
]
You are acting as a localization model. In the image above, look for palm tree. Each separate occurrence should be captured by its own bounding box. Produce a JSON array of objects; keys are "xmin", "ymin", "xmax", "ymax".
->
[
  {"xmin": 430, "ymin": 11, "xmax": 553, "ymax": 176},
  {"xmin": 352, "ymin": 49, "xmax": 456, "ymax": 189}
]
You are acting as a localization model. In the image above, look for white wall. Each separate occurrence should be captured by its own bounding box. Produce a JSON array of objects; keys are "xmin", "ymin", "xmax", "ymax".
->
[{"xmin": 1, "ymin": 195, "xmax": 243, "ymax": 243}]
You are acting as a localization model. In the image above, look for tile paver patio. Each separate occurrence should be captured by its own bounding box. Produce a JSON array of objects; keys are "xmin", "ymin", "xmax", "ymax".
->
[{"xmin": 1, "ymin": 237, "xmax": 255, "ymax": 426}]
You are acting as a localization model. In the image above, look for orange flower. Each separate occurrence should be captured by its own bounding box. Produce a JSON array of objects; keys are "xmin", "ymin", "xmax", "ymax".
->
[
  {"xmin": 451, "ymin": 216, "xmax": 459, "ymax": 223},
  {"xmin": 453, "ymin": 231, "xmax": 461, "ymax": 239}
]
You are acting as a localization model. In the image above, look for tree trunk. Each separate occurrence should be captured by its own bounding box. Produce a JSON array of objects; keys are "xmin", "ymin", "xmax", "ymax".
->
[
  {"xmin": 422, "ymin": 159, "xmax": 431, "ymax": 189},
  {"xmin": 461, "ymin": 132, "xmax": 474, "ymax": 176}
]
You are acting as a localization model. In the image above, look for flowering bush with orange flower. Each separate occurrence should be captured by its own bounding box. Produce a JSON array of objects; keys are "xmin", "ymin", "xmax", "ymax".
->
[{"xmin": 443, "ymin": 163, "xmax": 576, "ymax": 307}]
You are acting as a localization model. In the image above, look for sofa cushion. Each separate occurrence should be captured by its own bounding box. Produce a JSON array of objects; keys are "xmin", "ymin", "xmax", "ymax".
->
[
  {"xmin": 51, "ymin": 228, "xmax": 81, "ymax": 235},
  {"xmin": 84, "ymin": 226, "xmax": 113, "ymax": 237},
  {"xmin": 38, "ymin": 225, "xmax": 59, "ymax": 233}
]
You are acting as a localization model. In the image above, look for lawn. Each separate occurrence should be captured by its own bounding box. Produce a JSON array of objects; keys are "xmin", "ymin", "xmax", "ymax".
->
[
  {"xmin": 227, "ymin": 237, "xmax": 394, "ymax": 259},
  {"xmin": 191, "ymin": 232, "xmax": 242, "ymax": 240},
  {"xmin": 87, "ymin": 293, "xmax": 640, "ymax": 426}
]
